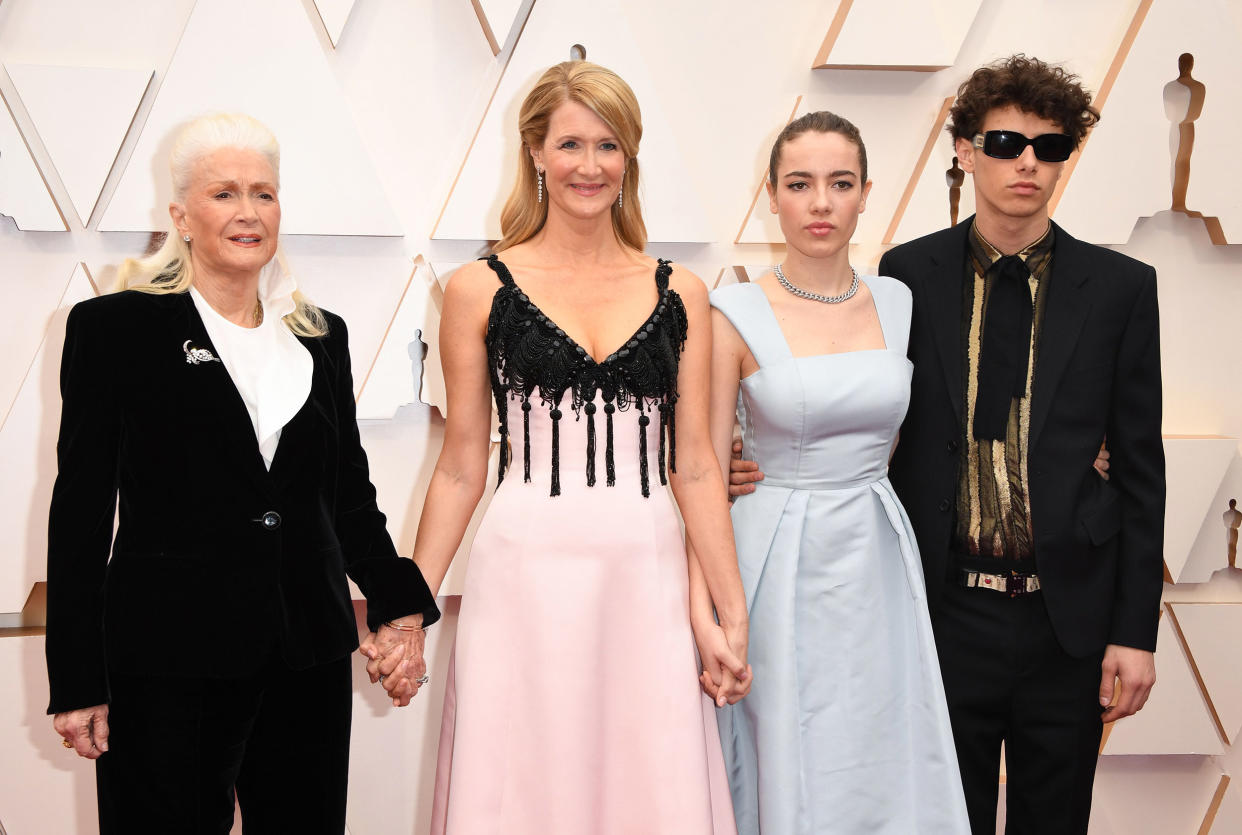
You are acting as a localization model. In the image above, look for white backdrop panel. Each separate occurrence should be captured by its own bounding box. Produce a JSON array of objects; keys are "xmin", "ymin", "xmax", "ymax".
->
[
  {"xmin": 473, "ymin": 0, "xmax": 528, "ymax": 54},
  {"xmin": 98, "ymin": 0, "xmax": 401, "ymax": 236},
  {"xmin": 6, "ymin": 64, "xmax": 153, "ymax": 227},
  {"xmin": 0, "ymin": 635, "xmax": 98, "ymax": 835},
  {"xmin": 313, "ymin": 0, "xmax": 358, "ymax": 48},
  {"xmin": 1115, "ymin": 211, "xmax": 1242, "ymax": 437},
  {"xmin": 1181, "ymin": 453, "xmax": 1242, "ymax": 583},
  {"xmin": 435, "ymin": 0, "xmax": 716, "ymax": 243},
  {"xmin": 1169, "ymin": 603, "xmax": 1242, "ymax": 744},
  {"xmin": 1055, "ymin": 0, "xmax": 1242, "ymax": 244},
  {"xmin": 820, "ymin": 0, "xmax": 983, "ymax": 69},
  {"xmin": 0, "ymin": 87, "xmax": 65, "ymax": 230},
  {"xmin": 0, "ymin": 263, "xmax": 96, "ymax": 612},
  {"xmin": 1088, "ymin": 756, "xmax": 1225, "ymax": 835},
  {"xmin": 1164, "ymin": 438, "xmax": 1240, "ymax": 583}
]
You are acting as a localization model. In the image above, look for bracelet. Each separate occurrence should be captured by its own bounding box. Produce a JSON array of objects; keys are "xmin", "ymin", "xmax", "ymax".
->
[{"xmin": 384, "ymin": 620, "xmax": 428, "ymax": 632}]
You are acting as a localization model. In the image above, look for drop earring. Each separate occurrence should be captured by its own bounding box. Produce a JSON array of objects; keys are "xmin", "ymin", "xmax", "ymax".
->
[
  {"xmin": 536, "ymin": 170, "xmax": 543, "ymax": 203},
  {"xmin": 617, "ymin": 170, "xmax": 624, "ymax": 209}
]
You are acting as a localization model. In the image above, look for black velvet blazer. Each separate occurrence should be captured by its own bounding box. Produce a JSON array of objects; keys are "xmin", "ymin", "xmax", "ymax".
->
[
  {"xmin": 880, "ymin": 219, "xmax": 1166, "ymax": 658},
  {"xmin": 45, "ymin": 290, "xmax": 438, "ymax": 714}
]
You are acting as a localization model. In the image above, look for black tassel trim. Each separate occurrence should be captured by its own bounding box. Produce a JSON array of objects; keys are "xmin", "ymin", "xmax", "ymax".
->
[
  {"xmin": 549, "ymin": 408, "xmax": 562, "ymax": 497},
  {"xmin": 604, "ymin": 402, "xmax": 616, "ymax": 487},
  {"xmin": 497, "ymin": 422, "xmax": 509, "ymax": 485},
  {"xmin": 667, "ymin": 401, "xmax": 677, "ymax": 474},
  {"xmin": 521, "ymin": 398, "xmax": 532, "ymax": 483},
  {"xmin": 638, "ymin": 410, "xmax": 651, "ymax": 498},
  {"xmin": 584, "ymin": 402, "xmax": 597, "ymax": 487},
  {"xmin": 657, "ymin": 403, "xmax": 668, "ymax": 486},
  {"xmin": 496, "ymin": 395, "xmax": 509, "ymax": 486}
]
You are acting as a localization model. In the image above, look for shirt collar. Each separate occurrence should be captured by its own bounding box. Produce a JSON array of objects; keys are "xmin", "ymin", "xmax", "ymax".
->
[
  {"xmin": 968, "ymin": 220, "xmax": 1055, "ymax": 277},
  {"xmin": 257, "ymin": 252, "xmax": 298, "ymax": 323}
]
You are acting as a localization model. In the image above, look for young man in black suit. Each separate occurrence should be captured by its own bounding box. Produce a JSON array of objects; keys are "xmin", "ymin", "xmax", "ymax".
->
[{"xmin": 734, "ymin": 55, "xmax": 1165, "ymax": 833}]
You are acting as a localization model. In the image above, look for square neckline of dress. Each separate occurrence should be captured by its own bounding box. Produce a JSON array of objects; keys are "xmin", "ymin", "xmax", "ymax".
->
[
  {"xmin": 486, "ymin": 254, "xmax": 670, "ymax": 367},
  {"xmin": 735, "ymin": 277, "xmax": 894, "ymax": 385}
]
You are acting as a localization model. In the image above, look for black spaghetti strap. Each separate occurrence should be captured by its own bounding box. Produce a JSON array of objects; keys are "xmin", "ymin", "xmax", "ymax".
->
[
  {"xmin": 483, "ymin": 254, "xmax": 516, "ymax": 287},
  {"xmin": 655, "ymin": 258, "xmax": 673, "ymax": 292}
]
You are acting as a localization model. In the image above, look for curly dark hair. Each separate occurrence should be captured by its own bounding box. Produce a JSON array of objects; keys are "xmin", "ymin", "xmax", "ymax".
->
[
  {"xmin": 948, "ymin": 55, "xmax": 1100, "ymax": 148},
  {"xmin": 768, "ymin": 110, "xmax": 868, "ymax": 186}
]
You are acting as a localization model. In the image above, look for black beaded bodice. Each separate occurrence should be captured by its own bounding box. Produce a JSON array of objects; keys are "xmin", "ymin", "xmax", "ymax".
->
[{"xmin": 484, "ymin": 255, "xmax": 688, "ymax": 497}]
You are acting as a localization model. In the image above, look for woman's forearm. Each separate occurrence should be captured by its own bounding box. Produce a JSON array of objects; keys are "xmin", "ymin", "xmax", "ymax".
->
[
  {"xmin": 673, "ymin": 449, "xmax": 747, "ymax": 628},
  {"xmin": 411, "ymin": 459, "xmax": 488, "ymax": 595},
  {"xmin": 687, "ymin": 545, "xmax": 715, "ymax": 628}
]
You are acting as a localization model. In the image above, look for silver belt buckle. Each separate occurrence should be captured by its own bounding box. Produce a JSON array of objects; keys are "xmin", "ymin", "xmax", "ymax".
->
[
  {"xmin": 965, "ymin": 570, "xmax": 1007, "ymax": 592},
  {"xmin": 962, "ymin": 569, "xmax": 1039, "ymax": 596}
]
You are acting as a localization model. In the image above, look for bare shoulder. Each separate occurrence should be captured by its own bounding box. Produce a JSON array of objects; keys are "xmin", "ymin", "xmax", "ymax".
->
[
  {"xmin": 665, "ymin": 262, "xmax": 708, "ymax": 306},
  {"xmin": 443, "ymin": 259, "xmax": 503, "ymax": 308},
  {"xmin": 444, "ymin": 258, "xmax": 500, "ymax": 293}
]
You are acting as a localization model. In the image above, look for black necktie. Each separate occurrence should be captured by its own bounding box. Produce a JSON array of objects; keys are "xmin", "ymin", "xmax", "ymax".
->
[{"xmin": 973, "ymin": 254, "xmax": 1032, "ymax": 441}]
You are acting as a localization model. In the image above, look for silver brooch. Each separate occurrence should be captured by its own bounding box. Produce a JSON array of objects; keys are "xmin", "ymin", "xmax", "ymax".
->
[{"xmin": 183, "ymin": 340, "xmax": 222, "ymax": 365}]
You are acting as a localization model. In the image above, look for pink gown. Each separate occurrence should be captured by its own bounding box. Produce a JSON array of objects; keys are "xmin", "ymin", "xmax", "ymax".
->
[{"xmin": 430, "ymin": 257, "xmax": 735, "ymax": 834}]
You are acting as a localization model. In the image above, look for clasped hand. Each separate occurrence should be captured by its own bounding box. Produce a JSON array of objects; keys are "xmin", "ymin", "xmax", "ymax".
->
[
  {"xmin": 360, "ymin": 616, "xmax": 428, "ymax": 707},
  {"xmin": 695, "ymin": 619, "xmax": 752, "ymax": 707}
]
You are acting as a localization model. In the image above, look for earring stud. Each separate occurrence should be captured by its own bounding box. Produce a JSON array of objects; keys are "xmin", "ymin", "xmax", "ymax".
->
[{"xmin": 182, "ymin": 235, "xmax": 191, "ymax": 243}]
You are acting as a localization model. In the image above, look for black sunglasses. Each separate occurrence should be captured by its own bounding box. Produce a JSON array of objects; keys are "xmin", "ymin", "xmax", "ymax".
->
[{"xmin": 973, "ymin": 131, "xmax": 1075, "ymax": 162}]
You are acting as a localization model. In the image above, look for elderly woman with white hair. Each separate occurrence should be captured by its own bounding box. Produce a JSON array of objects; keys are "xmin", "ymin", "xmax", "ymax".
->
[{"xmin": 44, "ymin": 112, "xmax": 438, "ymax": 834}]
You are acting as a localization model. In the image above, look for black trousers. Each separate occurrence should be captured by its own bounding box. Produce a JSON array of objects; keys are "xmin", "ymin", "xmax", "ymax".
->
[
  {"xmin": 95, "ymin": 654, "xmax": 353, "ymax": 835},
  {"xmin": 932, "ymin": 581, "xmax": 1105, "ymax": 835}
]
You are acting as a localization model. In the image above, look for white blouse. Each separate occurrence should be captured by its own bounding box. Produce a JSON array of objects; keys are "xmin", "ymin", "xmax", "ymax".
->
[{"xmin": 190, "ymin": 260, "xmax": 313, "ymax": 469}]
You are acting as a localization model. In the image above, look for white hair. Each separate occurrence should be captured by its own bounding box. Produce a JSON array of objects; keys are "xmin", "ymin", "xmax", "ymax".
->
[{"xmin": 115, "ymin": 113, "xmax": 325, "ymax": 336}]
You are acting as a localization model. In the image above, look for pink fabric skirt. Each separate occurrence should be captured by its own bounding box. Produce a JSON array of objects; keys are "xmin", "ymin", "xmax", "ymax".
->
[{"xmin": 431, "ymin": 405, "xmax": 735, "ymax": 834}]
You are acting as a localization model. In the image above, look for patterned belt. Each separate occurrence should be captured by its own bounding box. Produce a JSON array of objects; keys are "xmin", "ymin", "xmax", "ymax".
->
[{"xmin": 959, "ymin": 568, "xmax": 1041, "ymax": 597}]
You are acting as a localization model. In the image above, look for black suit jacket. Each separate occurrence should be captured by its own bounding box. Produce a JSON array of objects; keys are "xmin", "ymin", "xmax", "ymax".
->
[
  {"xmin": 879, "ymin": 218, "xmax": 1165, "ymax": 658},
  {"xmin": 46, "ymin": 290, "xmax": 438, "ymax": 714}
]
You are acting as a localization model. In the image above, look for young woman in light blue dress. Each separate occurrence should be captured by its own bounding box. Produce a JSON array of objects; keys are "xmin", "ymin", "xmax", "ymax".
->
[{"xmin": 690, "ymin": 112, "xmax": 971, "ymax": 834}]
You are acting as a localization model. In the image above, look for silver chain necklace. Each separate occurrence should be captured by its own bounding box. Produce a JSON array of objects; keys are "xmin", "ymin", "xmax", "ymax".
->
[{"xmin": 773, "ymin": 263, "xmax": 860, "ymax": 304}]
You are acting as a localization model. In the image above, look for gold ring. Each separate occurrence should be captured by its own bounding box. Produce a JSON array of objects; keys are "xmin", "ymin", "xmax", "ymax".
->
[{"xmin": 62, "ymin": 739, "xmax": 73, "ymax": 749}]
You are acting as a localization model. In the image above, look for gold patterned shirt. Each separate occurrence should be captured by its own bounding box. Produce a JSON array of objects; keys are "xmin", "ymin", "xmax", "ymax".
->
[{"xmin": 952, "ymin": 221, "xmax": 1054, "ymax": 562}]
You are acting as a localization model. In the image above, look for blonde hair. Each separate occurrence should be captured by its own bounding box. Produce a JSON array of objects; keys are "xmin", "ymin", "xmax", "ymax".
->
[
  {"xmin": 114, "ymin": 112, "xmax": 326, "ymax": 337},
  {"xmin": 496, "ymin": 61, "xmax": 646, "ymax": 253}
]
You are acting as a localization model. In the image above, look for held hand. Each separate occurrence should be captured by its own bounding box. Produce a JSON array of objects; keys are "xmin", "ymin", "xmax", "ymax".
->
[
  {"xmin": 1099, "ymin": 644, "xmax": 1156, "ymax": 722},
  {"xmin": 721, "ymin": 621, "xmax": 753, "ymax": 705},
  {"xmin": 360, "ymin": 616, "xmax": 429, "ymax": 707},
  {"xmin": 728, "ymin": 438, "xmax": 764, "ymax": 499},
  {"xmin": 53, "ymin": 704, "xmax": 110, "ymax": 759},
  {"xmin": 693, "ymin": 619, "xmax": 751, "ymax": 707},
  {"xmin": 1094, "ymin": 446, "xmax": 1111, "ymax": 481}
]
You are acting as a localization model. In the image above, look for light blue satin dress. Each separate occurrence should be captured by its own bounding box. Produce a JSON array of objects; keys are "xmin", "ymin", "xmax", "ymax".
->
[{"xmin": 712, "ymin": 277, "xmax": 969, "ymax": 835}]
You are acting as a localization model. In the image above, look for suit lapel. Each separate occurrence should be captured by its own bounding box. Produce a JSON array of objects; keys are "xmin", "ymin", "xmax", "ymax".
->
[
  {"xmin": 925, "ymin": 222, "xmax": 972, "ymax": 426},
  {"xmin": 1030, "ymin": 223, "xmax": 1091, "ymax": 448},
  {"xmin": 177, "ymin": 293, "xmax": 275, "ymax": 496},
  {"xmin": 267, "ymin": 333, "xmax": 325, "ymax": 487}
]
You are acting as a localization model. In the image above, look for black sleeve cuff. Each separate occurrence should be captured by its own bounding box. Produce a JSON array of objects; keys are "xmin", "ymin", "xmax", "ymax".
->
[{"xmin": 357, "ymin": 556, "xmax": 441, "ymax": 632}]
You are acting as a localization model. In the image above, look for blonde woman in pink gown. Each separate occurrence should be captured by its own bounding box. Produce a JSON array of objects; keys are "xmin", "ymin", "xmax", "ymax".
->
[{"xmin": 404, "ymin": 61, "xmax": 749, "ymax": 834}]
